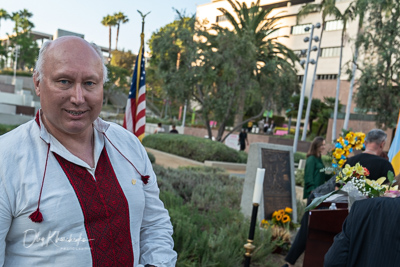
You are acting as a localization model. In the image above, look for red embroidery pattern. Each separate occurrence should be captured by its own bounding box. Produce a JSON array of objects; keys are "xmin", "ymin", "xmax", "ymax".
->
[{"xmin": 54, "ymin": 148, "xmax": 133, "ymax": 267}]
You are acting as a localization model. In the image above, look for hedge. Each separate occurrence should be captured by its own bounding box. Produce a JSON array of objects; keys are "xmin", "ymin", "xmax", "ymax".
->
[{"xmin": 143, "ymin": 133, "xmax": 248, "ymax": 163}]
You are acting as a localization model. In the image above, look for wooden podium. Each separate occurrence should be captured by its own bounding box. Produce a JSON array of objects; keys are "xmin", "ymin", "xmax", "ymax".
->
[{"xmin": 303, "ymin": 203, "xmax": 348, "ymax": 267}]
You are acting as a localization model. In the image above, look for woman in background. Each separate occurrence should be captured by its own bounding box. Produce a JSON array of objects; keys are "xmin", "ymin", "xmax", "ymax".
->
[{"xmin": 303, "ymin": 136, "xmax": 330, "ymax": 199}]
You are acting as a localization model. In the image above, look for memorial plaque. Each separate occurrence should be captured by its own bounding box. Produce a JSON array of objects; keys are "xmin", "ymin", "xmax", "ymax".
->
[
  {"xmin": 240, "ymin": 143, "xmax": 297, "ymax": 223},
  {"xmin": 261, "ymin": 148, "xmax": 292, "ymax": 219}
]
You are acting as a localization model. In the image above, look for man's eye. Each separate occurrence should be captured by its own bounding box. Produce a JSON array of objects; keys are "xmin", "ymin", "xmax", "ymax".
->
[
  {"xmin": 85, "ymin": 81, "xmax": 95, "ymax": 86},
  {"xmin": 59, "ymin": 80, "xmax": 69, "ymax": 85}
]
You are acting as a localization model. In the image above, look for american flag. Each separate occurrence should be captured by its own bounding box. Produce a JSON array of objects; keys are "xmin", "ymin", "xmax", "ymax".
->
[{"xmin": 123, "ymin": 44, "xmax": 146, "ymax": 141}]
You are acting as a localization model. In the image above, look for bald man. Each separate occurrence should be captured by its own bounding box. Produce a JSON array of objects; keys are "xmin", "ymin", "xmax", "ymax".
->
[{"xmin": 0, "ymin": 37, "xmax": 176, "ymax": 267}]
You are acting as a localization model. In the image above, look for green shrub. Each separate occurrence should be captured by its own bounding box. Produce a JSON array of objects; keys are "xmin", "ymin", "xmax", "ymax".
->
[
  {"xmin": 295, "ymin": 169, "xmax": 305, "ymax": 187},
  {"xmin": 143, "ymin": 134, "xmax": 248, "ymax": 163},
  {"xmin": 0, "ymin": 124, "xmax": 18, "ymax": 136},
  {"xmin": 147, "ymin": 151, "xmax": 155, "ymax": 163},
  {"xmin": 0, "ymin": 69, "xmax": 33, "ymax": 77},
  {"xmin": 294, "ymin": 152, "xmax": 306, "ymax": 163},
  {"xmin": 155, "ymin": 165, "xmax": 277, "ymax": 266}
]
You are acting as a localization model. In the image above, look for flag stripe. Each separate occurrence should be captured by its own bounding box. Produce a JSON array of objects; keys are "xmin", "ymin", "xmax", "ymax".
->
[{"xmin": 123, "ymin": 34, "xmax": 146, "ymax": 141}]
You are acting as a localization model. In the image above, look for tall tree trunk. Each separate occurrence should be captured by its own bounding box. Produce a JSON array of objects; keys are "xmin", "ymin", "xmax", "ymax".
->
[
  {"xmin": 233, "ymin": 87, "xmax": 246, "ymax": 126},
  {"xmin": 115, "ymin": 24, "xmax": 120, "ymax": 50},
  {"xmin": 108, "ymin": 26, "xmax": 112, "ymax": 62}
]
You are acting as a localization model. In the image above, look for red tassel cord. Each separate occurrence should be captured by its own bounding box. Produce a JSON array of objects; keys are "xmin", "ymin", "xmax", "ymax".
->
[
  {"xmin": 29, "ymin": 144, "xmax": 50, "ymax": 223},
  {"xmin": 103, "ymin": 133, "xmax": 150, "ymax": 185}
]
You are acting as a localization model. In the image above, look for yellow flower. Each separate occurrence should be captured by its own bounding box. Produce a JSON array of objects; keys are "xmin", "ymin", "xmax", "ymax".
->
[
  {"xmin": 272, "ymin": 211, "xmax": 278, "ymax": 218},
  {"xmin": 346, "ymin": 132, "xmax": 356, "ymax": 144},
  {"xmin": 342, "ymin": 164, "xmax": 353, "ymax": 176},
  {"xmin": 375, "ymin": 177, "xmax": 386, "ymax": 185},
  {"xmin": 333, "ymin": 148, "xmax": 344, "ymax": 159},
  {"xmin": 282, "ymin": 214, "xmax": 291, "ymax": 224},
  {"xmin": 276, "ymin": 214, "xmax": 282, "ymax": 221},
  {"xmin": 354, "ymin": 163, "xmax": 364, "ymax": 175},
  {"xmin": 285, "ymin": 207, "xmax": 292, "ymax": 213},
  {"xmin": 354, "ymin": 142, "xmax": 364, "ymax": 150},
  {"xmin": 278, "ymin": 209, "xmax": 285, "ymax": 216},
  {"xmin": 338, "ymin": 159, "xmax": 346, "ymax": 168}
]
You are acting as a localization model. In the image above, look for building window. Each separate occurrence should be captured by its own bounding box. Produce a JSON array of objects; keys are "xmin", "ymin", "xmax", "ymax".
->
[
  {"xmin": 320, "ymin": 47, "xmax": 341, "ymax": 57},
  {"xmin": 317, "ymin": 74, "xmax": 338, "ymax": 80},
  {"xmin": 216, "ymin": 15, "xmax": 228, "ymax": 23},
  {"xmin": 298, "ymin": 75, "xmax": 304, "ymax": 83},
  {"xmin": 294, "ymin": 50, "xmax": 307, "ymax": 58},
  {"xmin": 325, "ymin": 20, "xmax": 344, "ymax": 31},
  {"xmin": 291, "ymin": 23, "xmax": 312, "ymax": 35}
]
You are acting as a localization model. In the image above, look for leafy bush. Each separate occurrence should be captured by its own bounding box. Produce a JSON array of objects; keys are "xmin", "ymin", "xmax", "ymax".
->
[
  {"xmin": 294, "ymin": 152, "xmax": 306, "ymax": 163},
  {"xmin": 147, "ymin": 151, "xmax": 155, "ymax": 163},
  {"xmin": 295, "ymin": 169, "xmax": 305, "ymax": 187},
  {"xmin": 155, "ymin": 165, "xmax": 278, "ymax": 266},
  {"xmin": 0, "ymin": 69, "xmax": 33, "ymax": 77},
  {"xmin": 0, "ymin": 124, "xmax": 18, "ymax": 136},
  {"xmin": 143, "ymin": 134, "xmax": 248, "ymax": 163}
]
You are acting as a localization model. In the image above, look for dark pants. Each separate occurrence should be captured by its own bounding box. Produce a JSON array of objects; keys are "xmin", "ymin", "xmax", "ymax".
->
[{"xmin": 284, "ymin": 195, "xmax": 313, "ymax": 265}]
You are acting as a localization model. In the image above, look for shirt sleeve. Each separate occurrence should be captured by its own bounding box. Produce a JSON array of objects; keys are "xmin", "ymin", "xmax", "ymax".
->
[
  {"xmin": 139, "ymin": 146, "xmax": 177, "ymax": 266},
  {"xmin": 0, "ymin": 175, "xmax": 13, "ymax": 266}
]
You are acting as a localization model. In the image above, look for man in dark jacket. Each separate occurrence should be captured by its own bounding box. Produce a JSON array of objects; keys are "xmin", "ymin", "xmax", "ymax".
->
[{"xmin": 325, "ymin": 197, "xmax": 400, "ymax": 267}]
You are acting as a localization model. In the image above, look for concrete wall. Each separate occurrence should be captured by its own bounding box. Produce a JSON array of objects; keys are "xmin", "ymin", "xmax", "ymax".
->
[{"xmin": 0, "ymin": 113, "xmax": 33, "ymax": 125}]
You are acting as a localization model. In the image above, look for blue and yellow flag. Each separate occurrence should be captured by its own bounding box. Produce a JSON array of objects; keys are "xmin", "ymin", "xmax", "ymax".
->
[{"xmin": 388, "ymin": 110, "xmax": 400, "ymax": 175}]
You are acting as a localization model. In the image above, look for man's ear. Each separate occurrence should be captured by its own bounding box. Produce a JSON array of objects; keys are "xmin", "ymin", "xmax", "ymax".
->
[{"xmin": 33, "ymin": 72, "xmax": 40, "ymax": 96}]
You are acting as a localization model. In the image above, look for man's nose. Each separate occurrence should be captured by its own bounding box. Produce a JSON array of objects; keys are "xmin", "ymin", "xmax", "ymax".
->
[{"xmin": 70, "ymin": 84, "xmax": 85, "ymax": 105}]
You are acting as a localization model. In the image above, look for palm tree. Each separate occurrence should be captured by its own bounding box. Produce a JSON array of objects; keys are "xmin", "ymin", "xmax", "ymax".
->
[
  {"xmin": 216, "ymin": 0, "xmax": 298, "ymax": 126},
  {"xmin": 101, "ymin": 15, "xmax": 117, "ymax": 62},
  {"xmin": 0, "ymin": 9, "xmax": 9, "ymax": 35},
  {"xmin": 114, "ymin": 12, "xmax": 129, "ymax": 51}
]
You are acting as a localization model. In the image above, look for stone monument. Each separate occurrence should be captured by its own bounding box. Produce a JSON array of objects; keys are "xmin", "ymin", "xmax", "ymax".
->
[{"xmin": 240, "ymin": 142, "xmax": 297, "ymax": 223}]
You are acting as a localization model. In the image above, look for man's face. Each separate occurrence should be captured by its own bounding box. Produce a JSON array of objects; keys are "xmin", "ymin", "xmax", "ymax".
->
[{"xmin": 34, "ymin": 37, "xmax": 104, "ymax": 138}]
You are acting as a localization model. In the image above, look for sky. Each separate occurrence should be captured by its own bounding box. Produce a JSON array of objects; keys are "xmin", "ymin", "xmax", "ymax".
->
[{"xmin": 0, "ymin": 0, "xmax": 211, "ymax": 53}]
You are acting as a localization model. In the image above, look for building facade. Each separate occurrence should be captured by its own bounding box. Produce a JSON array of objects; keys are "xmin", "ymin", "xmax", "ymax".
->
[{"xmin": 195, "ymin": 0, "xmax": 383, "ymax": 142}]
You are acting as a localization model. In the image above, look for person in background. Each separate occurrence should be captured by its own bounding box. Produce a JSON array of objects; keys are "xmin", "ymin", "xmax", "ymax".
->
[
  {"xmin": 263, "ymin": 119, "xmax": 269, "ymax": 134},
  {"xmin": 303, "ymin": 136, "xmax": 331, "ymax": 199},
  {"xmin": 154, "ymin": 122, "xmax": 165, "ymax": 134},
  {"xmin": 258, "ymin": 119, "xmax": 264, "ymax": 134},
  {"xmin": 267, "ymin": 119, "xmax": 276, "ymax": 135},
  {"xmin": 0, "ymin": 36, "xmax": 176, "ymax": 266},
  {"xmin": 247, "ymin": 120, "xmax": 253, "ymax": 133},
  {"xmin": 169, "ymin": 124, "xmax": 178, "ymax": 134},
  {"xmin": 345, "ymin": 129, "xmax": 393, "ymax": 180},
  {"xmin": 238, "ymin": 128, "xmax": 249, "ymax": 151}
]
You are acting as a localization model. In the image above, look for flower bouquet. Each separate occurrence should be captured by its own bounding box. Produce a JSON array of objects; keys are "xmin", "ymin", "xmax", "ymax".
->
[
  {"xmin": 260, "ymin": 207, "xmax": 295, "ymax": 254},
  {"xmin": 331, "ymin": 131, "xmax": 365, "ymax": 169},
  {"xmin": 305, "ymin": 163, "xmax": 397, "ymax": 211}
]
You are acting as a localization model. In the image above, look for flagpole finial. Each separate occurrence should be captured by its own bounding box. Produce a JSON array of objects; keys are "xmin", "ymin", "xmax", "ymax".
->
[{"xmin": 137, "ymin": 10, "xmax": 151, "ymax": 34}]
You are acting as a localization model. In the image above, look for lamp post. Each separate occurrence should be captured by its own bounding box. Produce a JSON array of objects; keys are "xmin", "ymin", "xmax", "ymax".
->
[
  {"xmin": 301, "ymin": 23, "xmax": 321, "ymax": 141},
  {"xmin": 244, "ymin": 168, "xmax": 265, "ymax": 267},
  {"xmin": 293, "ymin": 24, "xmax": 319, "ymax": 153},
  {"xmin": 12, "ymin": 45, "xmax": 20, "ymax": 85}
]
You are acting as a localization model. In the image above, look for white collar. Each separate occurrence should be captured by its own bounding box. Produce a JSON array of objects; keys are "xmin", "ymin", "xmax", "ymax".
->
[{"xmin": 37, "ymin": 111, "xmax": 110, "ymax": 171}]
